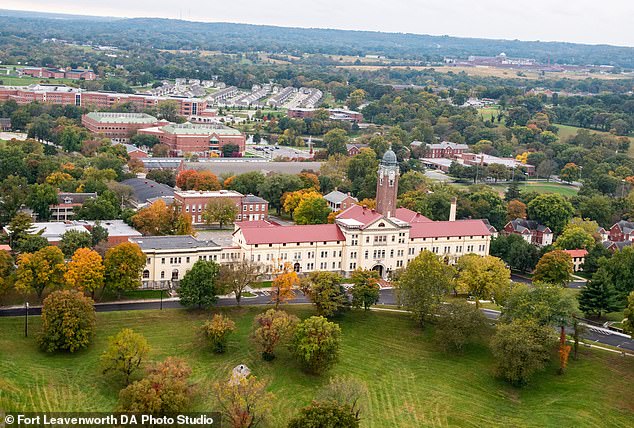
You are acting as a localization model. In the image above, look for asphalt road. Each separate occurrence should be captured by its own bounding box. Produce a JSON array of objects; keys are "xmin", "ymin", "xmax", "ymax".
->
[{"xmin": 2, "ymin": 288, "xmax": 631, "ymax": 351}]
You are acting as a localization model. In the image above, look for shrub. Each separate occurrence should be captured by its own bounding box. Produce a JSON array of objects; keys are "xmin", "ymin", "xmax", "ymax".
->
[{"xmin": 201, "ymin": 314, "xmax": 236, "ymax": 353}]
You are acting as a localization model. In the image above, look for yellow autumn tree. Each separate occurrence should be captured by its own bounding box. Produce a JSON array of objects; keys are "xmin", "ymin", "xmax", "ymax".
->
[
  {"xmin": 271, "ymin": 262, "xmax": 299, "ymax": 309},
  {"xmin": 282, "ymin": 189, "xmax": 321, "ymax": 219},
  {"xmin": 64, "ymin": 248, "xmax": 105, "ymax": 295}
]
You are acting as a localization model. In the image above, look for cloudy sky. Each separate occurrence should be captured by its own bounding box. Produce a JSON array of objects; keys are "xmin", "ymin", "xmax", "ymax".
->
[{"xmin": 4, "ymin": 0, "xmax": 634, "ymax": 47}]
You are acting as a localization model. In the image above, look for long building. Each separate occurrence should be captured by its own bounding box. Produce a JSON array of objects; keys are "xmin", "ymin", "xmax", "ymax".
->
[
  {"xmin": 0, "ymin": 84, "xmax": 207, "ymax": 116},
  {"xmin": 137, "ymin": 122, "xmax": 246, "ymax": 157},
  {"xmin": 81, "ymin": 112, "xmax": 167, "ymax": 143},
  {"xmin": 135, "ymin": 149, "xmax": 492, "ymax": 287}
]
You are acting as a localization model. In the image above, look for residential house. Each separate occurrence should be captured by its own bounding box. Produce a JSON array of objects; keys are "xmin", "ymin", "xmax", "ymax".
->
[{"xmin": 502, "ymin": 218, "xmax": 553, "ymax": 246}]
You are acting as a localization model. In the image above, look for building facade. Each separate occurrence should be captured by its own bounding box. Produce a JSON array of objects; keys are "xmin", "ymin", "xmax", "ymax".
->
[
  {"xmin": 82, "ymin": 112, "xmax": 165, "ymax": 143},
  {"xmin": 137, "ymin": 123, "xmax": 246, "ymax": 157},
  {"xmin": 173, "ymin": 190, "xmax": 268, "ymax": 225}
]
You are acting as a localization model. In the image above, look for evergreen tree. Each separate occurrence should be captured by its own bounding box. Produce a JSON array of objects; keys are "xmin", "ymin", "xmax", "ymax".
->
[
  {"xmin": 504, "ymin": 181, "xmax": 521, "ymax": 202},
  {"xmin": 578, "ymin": 269, "xmax": 621, "ymax": 318}
]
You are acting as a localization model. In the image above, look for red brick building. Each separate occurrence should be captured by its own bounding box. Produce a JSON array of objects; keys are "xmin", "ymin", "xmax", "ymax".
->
[
  {"xmin": 0, "ymin": 85, "xmax": 206, "ymax": 116},
  {"xmin": 138, "ymin": 123, "xmax": 246, "ymax": 157},
  {"xmin": 20, "ymin": 67, "xmax": 96, "ymax": 80},
  {"xmin": 174, "ymin": 190, "xmax": 268, "ymax": 225},
  {"xmin": 502, "ymin": 218, "xmax": 553, "ymax": 246},
  {"xmin": 425, "ymin": 141, "xmax": 469, "ymax": 158},
  {"xmin": 82, "ymin": 112, "xmax": 166, "ymax": 142},
  {"xmin": 608, "ymin": 220, "xmax": 634, "ymax": 243}
]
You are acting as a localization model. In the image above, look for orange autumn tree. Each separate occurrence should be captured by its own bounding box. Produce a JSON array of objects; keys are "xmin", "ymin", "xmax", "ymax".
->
[
  {"xmin": 282, "ymin": 189, "xmax": 322, "ymax": 219},
  {"xmin": 357, "ymin": 198, "xmax": 376, "ymax": 209},
  {"xmin": 507, "ymin": 199, "xmax": 527, "ymax": 221},
  {"xmin": 271, "ymin": 262, "xmax": 299, "ymax": 309},
  {"xmin": 64, "ymin": 248, "xmax": 105, "ymax": 296},
  {"xmin": 132, "ymin": 200, "xmax": 193, "ymax": 236}
]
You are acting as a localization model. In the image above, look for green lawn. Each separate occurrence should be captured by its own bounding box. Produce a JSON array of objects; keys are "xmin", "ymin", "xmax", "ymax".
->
[
  {"xmin": 556, "ymin": 124, "xmax": 634, "ymax": 158},
  {"xmin": 1, "ymin": 306, "xmax": 633, "ymax": 426},
  {"xmin": 488, "ymin": 181, "xmax": 579, "ymax": 197},
  {"xmin": 0, "ymin": 76, "xmax": 79, "ymax": 87}
]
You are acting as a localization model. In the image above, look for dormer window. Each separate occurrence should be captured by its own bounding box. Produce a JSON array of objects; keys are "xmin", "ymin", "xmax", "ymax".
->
[{"xmin": 63, "ymin": 197, "xmax": 73, "ymax": 204}]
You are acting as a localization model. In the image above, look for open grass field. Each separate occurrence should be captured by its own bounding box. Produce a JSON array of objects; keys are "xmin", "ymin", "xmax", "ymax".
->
[
  {"xmin": 1, "ymin": 306, "xmax": 633, "ymax": 427},
  {"xmin": 0, "ymin": 75, "xmax": 78, "ymax": 87},
  {"xmin": 336, "ymin": 65, "xmax": 629, "ymax": 81},
  {"xmin": 485, "ymin": 181, "xmax": 579, "ymax": 197},
  {"xmin": 556, "ymin": 124, "xmax": 634, "ymax": 158}
]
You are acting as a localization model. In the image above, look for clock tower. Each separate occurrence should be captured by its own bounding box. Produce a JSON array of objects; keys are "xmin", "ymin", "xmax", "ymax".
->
[{"xmin": 376, "ymin": 149, "xmax": 399, "ymax": 217}]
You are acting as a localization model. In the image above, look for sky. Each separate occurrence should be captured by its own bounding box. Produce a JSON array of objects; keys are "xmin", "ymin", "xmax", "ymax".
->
[{"xmin": 4, "ymin": 0, "xmax": 634, "ymax": 47}]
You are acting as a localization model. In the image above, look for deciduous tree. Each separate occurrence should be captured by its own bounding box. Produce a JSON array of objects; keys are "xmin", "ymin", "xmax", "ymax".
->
[
  {"xmin": 288, "ymin": 401, "xmax": 359, "ymax": 428},
  {"xmin": 434, "ymin": 301, "xmax": 489, "ymax": 353},
  {"xmin": 251, "ymin": 309, "xmax": 299, "ymax": 361},
  {"xmin": 271, "ymin": 263, "xmax": 299, "ymax": 309},
  {"xmin": 104, "ymin": 242, "xmax": 146, "ymax": 297},
  {"xmin": 527, "ymin": 193, "xmax": 574, "ymax": 234},
  {"xmin": 294, "ymin": 193, "xmax": 330, "ymax": 225},
  {"xmin": 39, "ymin": 290, "xmax": 96, "ymax": 353},
  {"xmin": 201, "ymin": 314, "xmax": 236, "ymax": 353},
  {"xmin": 218, "ymin": 260, "xmax": 263, "ymax": 306},
  {"xmin": 397, "ymin": 250, "xmax": 455, "ymax": 327},
  {"xmin": 554, "ymin": 226, "xmax": 595, "ymax": 250},
  {"xmin": 212, "ymin": 371, "xmax": 273, "ymax": 428},
  {"xmin": 533, "ymin": 250, "xmax": 573, "ymax": 286},
  {"xmin": 290, "ymin": 316, "xmax": 342, "ymax": 374},
  {"xmin": 455, "ymin": 254, "xmax": 510, "ymax": 307},
  {"xmin": 59, "ymin": 229, "xmax": 93, "ymax": 258},
  {"xmin": 101, "ymin": 328, "xmax": 150, "ymax": 384},
  {"xmin": 15, "ymin": 246, "xmax": 66, "ymax": 299},
  {"xmin": 350, "ymin": 269, "xmax": 380, "ymax": 310},
  {"xmin": 178, "ymin": 259, "xmax": 220, "ymax": 309},
  {"xmin": 64, "ymin": 248, "xmax": 105, "ymax": 295},
  {"xmin": 202, "ymin": 197, "xmax": 238, "ymax": 229},
  {"xmin": 491, "ymin": 320, "xmax": 557, "ymax": 386},
  {"xmin": 305, "ymin": 271, "xmax": 348, "ymax": 317}
]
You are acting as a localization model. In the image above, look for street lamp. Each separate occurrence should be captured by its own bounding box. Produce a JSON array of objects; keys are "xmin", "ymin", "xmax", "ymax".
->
[{"xmin": 24, "ymin": 302, "xmax": 29, "ymax": 338}]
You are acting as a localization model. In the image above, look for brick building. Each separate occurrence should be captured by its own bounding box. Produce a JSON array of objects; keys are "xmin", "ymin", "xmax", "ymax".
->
[
  {"xmin": 0, "ymin": 85, "xmax": 207, "ymax": 116},
  {"xmin": 173, "ymin": 190, "xmax": 268, "ymax": 225},
  {"xmin": 424, "ymin": 141, "xmax": 469, "ymax": 158},
  {"xmin": 19, "ymin": 67, "xmax": 96, "ymax": 80},
  {"xmin": 502, "ymin": 218, "xmax": 553, "ymax": 246},
  {"xmin": 50, "ymin": 192, "xmax": 97, "ymax": 221},
  {"xmin": 81, "ymin": 112, "xmax": 165, "ymax": 143},
  {"xmin": 324, "ymin": 190, "xmax": 358, "ymax": 211},
  {"xmin": 137, "ymin": 123, "xmax": 246, "ymax": 157}
]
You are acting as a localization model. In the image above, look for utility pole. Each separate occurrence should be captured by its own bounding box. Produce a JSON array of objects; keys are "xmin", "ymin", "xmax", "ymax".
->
[{"xmin": 24, "ymin": 302, "xmax": 29, "ymax": 338}]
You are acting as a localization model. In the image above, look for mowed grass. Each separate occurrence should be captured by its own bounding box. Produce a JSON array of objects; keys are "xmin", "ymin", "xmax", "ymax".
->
[
  {"xmin": 488, "ymin": 181, "xmax": 579, "ymax": 197},
  {"xmin": 0, "ymin": 306, "xmax": 633, "ymax": 427},
  {"xmin": 0, "ymin": 76, "xmax": 79, "ymax": 87}
]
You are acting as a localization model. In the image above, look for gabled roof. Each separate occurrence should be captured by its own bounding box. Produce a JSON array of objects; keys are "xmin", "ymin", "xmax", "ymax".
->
[
  {"xmin": 613, "ymin": 220, "xmax": 634, "ymax": 234},
  {"xmin": 410, "ymin": 220, "xmax": 491, "ymax": 239},
  {"xmin": 121, "ymin": 178, "xmax": 175, "ymax": 204},
  {"xmin": 55, "ymin": 192, "xmax": 97, "ymax": 205},
  {"xmin": 336, "ymin": 205, "xmax": 383, "ymax": 229},
  {"xmin": 242, "ymin": 194, "xmax": 268, "ymax": 204},
  {"xmin": 562, "ymin": 249, "xmax": 588, "ymax": 258},
  {"xmin": 507, "ymin": 218, "xmax": 552, "ymax": 234},
  {"xmin": 324, "ymin": 190, "xmax": 357, "ymax": 204},
  {"xmin": 238, "ymin": 223, "xmax": 344, "ymax": 245},
  {"xmin": 392, "ymin": 207, "xmax": 432, "ymax": 224}
]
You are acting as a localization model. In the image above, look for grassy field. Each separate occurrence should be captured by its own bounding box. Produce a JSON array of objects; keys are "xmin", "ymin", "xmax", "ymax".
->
[
  {"xmin": 487, "ymin": 181, "xmax": 579, "ymax": 197},
  {"xmin": 1, "ymin": 306, "xmax": 633, "ymax": 427},
  {"xmin": 556, "ymin": 124, "xmax": 634, "ymax": 158},
  {"xmin": 0, "ymin": 76, "xmax": 78, "ymax": 87}
]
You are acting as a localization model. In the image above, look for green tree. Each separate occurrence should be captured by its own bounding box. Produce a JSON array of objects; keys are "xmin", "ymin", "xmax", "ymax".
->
[
  {"xmin": 59, "ymin": 229, "xmax": 93, "ymax": 258},
  {"xmin": 101, "ymin": 328, "xmax": 150, "ymax": 384},
  {"xmin": 291, "ymin": 316, "xmax": 342, "ymax": 375},
  {"xmin": 598, "ymin": 246, "xmax": 634, "ymax": 301},
  {"xmin": 225, "ymin": 171, "xmax": 265, "ymax": 195},
  {"xmin": 0, "ymin": 250, "xmax": 15, "ymax": 303},
  {"xmin": 559, "ymin": 163, "xmax": 580, "ymax": 183},
  {"xmin": 178, "ymin": 259, "xmax": 220, "ymax": 309},
  {"xmin": 257, "ymin": 174, "xmax": 304, "ymax": 214},
  {"xmin": 39, "ymin": 290, "xmax": 96, "ymax": 353},
  {"xmin": 104, "ymin": 242, "xmax": 146, "ymax": 297},
  {"xmin": 624, "ymin": 291, "xmax": 634, "ymax": 334},
  {"xmin": 578, "ymin": 268, "xmax": 621, "ymax": 318},
  {"xmin": 491, "ymin": 320, "xmax": 557, "ymax": 386},
  {"xmin": 347, "ymin": 148, "xmax": 378, "ymax": 200},
  {"xmin": 218, "ymin": 260, "xmax": 263, "ymax": 306},
  {"xmin": 213, "ymin": 371, "xmax": 273, "ymax": 428},
  {"xmin": 324, "ymin": 129, "xmax": 349, "ymax": 156},
  {"xmin": 533, "ymin": 250, "xmax": 573, "ymax": 286},
  {"xmin": 350, "ymin": 269, "xmax": 380, "ymax": 310},
  {"xmin": 527, "ymin": 193, "xmax": 574, "ymax": 234},
  {"xmin": 202, "ymin": 197, "xmax": 239, "ymax": 229},
  {"xmin": 455, "ymin": 254, "xmax": 510, "ymax": 307},
  {"xmin": 434, "ymin": 301, "xmax": 489, "ymax": 353},
  {"xmin": 288, "ymin": 401, "xmax": 359, "ymax": 428},
  {"xmin": 554, "ymin": 226, "xmax": 595, "ymax": 250},
  {"xmin": 397, "ymin": 250, "xmax": 455, "ymax": 327},
  {"xmin": 26, "ymin": 183, "xmax": 57, "ymax": 221},
  {"xmin": 7, "ymin": 212, "xmax": 36, "ymax": 249},
  {"xmin": 294, "ymin": 194, "xmax": 330, "ymax": 225},
  {"xmin": 315, "ymin": 375, "xmax": 367, "ymax": 421},
  {"xmin": 0, "ymin": 175, "xmax": 29, "ymax": 224},
  {"xmin": 251, "ymin": 309, "xmax": 299, "ymax": 361},
  {"xmin": 305, "ymin": 272, "xmax": 348, "ymax": 317},
  {"xmin": 201, "ymin": 314, "xmax": 236, "ymax": 353}
]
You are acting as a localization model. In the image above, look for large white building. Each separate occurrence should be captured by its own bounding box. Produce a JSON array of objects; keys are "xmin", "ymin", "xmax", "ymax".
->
[{"xmin": 134, "ymin": 149, "xmax": 492, "ymax": 287}]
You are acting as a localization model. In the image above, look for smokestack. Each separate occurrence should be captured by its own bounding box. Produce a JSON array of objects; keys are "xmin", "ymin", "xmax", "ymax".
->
[{"xmin": 449, "ymin": 197, "xmax": 457, "ymax": 222}]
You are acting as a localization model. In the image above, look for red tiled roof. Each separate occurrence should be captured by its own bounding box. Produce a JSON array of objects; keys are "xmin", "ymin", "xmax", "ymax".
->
[
  {"xmin": 562, "ymin": 249, "xmax": 588, "ymax": 258},
  {"xmin": 0, "ymin": 244, "xmax": 11, "ymax": 251},
  {"xmin": 238, "ymin": 224, "xmax": 345, "ymax": 245},
  {"xmin": 336, "ymin": 205, "xmax": 383, "ymax": 228},
  {"xmin": 409, "ymin": 220, "xmax": 491, "ymax": 239},
  {"xmin": 393, "ymin": 208, "xmax": 432, "ymax": 224}
]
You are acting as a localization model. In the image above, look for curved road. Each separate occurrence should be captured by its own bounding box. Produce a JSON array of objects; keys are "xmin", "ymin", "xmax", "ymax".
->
[{"xmin": 1, "ymin": 289, "xmax": 632, "ymax": 352}]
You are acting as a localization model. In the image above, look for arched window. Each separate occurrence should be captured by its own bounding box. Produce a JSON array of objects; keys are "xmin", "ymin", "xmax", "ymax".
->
[
  {"xmin": 160, "ymin": 271, "xmax": 165, "ymax": 279},
  {"xmin": 142, "ymin": 270, "xmax": 150, "ymax": 279},
  {"xmin": 171, "ymin": 270, "xmax": 179, "ymax": 280}
]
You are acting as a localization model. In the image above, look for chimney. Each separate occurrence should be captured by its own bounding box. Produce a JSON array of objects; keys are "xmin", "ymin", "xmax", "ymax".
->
[{"xmin": 449, "ymin": 197, "xmax": 457, "ymax": 222}]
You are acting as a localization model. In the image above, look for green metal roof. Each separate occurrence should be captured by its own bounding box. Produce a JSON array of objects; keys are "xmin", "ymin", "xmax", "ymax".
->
[
  {"xmin": 161, "ymin": 122, "xmax": 243, "ymax": 136},
  {"xmin": 86, "ymin": 112, "xmax": 158, "ymax": 124}
]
